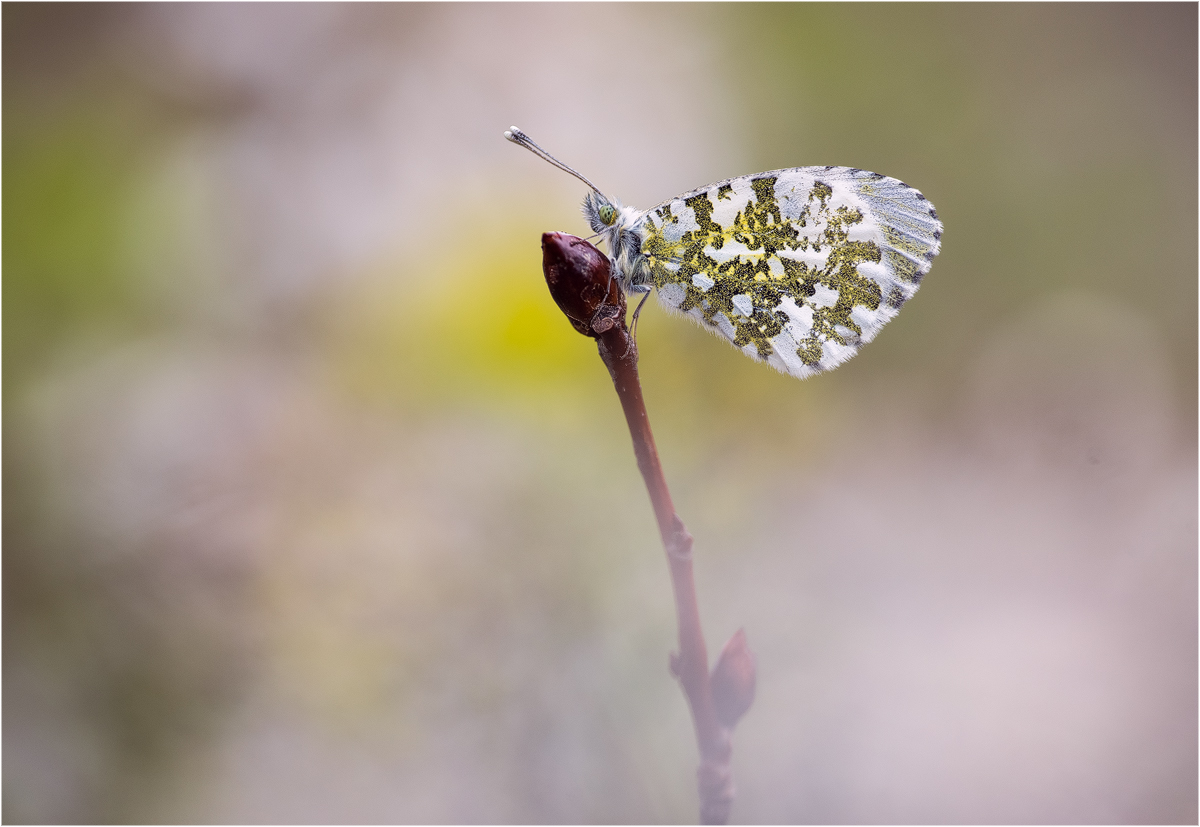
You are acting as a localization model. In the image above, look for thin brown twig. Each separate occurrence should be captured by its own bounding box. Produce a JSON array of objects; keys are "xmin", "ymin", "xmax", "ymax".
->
[{"xmin": 541, "ymin": 232, "xmax": 755, "ymax": 825}]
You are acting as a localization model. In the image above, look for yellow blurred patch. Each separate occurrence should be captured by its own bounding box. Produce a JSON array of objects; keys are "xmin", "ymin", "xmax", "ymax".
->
[
  {"xmin": 329, "ymin": 217, "xmax": 611, "ymax": 418},
  {"xmin": 329, "ymin": 210, "xmax": 838, "ymax": 475}
]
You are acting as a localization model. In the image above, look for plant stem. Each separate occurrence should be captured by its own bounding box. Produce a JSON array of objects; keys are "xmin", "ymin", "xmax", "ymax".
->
[
  {"xmin": 594, "ymin": 326, "xmax": 734, "ymax": 825},
  {"xmin": 540, "ymin": 232, "xmax": 750, "ymax": 824}
]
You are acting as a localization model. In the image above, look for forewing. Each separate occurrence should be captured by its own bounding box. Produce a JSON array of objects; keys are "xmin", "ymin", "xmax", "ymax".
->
[{"xmin": 638, "ymin": 167, "xmax": 942, "ymax": 379}]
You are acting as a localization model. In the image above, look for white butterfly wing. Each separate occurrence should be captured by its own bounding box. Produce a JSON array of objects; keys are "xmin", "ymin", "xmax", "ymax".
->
[{"xmin": 638, "ymin": 167, "xmax": 942, "ymax": 379}]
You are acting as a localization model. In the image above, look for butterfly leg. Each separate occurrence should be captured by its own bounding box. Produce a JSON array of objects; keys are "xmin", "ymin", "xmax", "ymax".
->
[{"xmin": 630, "ymin": 285, "xmax": 652, "ymax": 343}]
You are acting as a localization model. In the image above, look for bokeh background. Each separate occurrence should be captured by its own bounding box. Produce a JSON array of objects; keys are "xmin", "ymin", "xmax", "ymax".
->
[{"xmin": 4, "ymin": 3, "xmax": 1196, "ymax": 824}]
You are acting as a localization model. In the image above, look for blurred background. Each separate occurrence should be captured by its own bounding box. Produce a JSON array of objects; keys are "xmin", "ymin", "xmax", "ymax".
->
[{"xmin": 4, "ymin": 3, "xmax": 1196, "ymax": 823}]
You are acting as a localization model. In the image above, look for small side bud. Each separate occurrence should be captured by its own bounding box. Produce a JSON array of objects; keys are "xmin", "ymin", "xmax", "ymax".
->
[
  {"xmin": 710, "ymin": 628, "xmax": 756, "ymax": 729},
  {"xmin": 541, "ymin": 232, "xmax": 626, "ymax": 338}
]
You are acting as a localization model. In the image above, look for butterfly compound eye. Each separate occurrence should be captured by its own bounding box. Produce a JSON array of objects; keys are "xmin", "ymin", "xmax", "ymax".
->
[{"xmin": 598, "ymin": 202, "xmax": 617, "ymax": 226}]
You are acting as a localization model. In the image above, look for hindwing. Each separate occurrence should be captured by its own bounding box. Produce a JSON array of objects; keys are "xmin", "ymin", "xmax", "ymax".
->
[{"xmin": 637, "ymin": 167, "xmax": 942, "ymax": 379}]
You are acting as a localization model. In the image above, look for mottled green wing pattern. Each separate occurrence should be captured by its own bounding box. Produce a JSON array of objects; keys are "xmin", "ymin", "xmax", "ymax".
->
[{"xmin": 638, "ymin": 167, "xmax": 942, "ymax": 379}]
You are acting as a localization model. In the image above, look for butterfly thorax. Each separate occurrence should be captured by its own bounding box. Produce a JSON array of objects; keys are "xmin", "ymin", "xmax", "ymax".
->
[{"xmin": 583, "ymin": 192, "xmax": 650, "ymax": 293}]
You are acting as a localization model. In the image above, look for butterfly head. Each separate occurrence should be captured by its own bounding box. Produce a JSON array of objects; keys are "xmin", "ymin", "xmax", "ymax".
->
[
  {"xmin": 583, "ymin": 191, "xmax": 621, "ymax": 233},
  {"xmin": 505, "ymin": 127, "xmax": 647, "ymax": 291}
]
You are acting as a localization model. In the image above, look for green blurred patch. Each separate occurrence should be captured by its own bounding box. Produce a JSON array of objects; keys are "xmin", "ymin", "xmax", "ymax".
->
[{"xmin": 4, "ymin": 94, "xmax": 161, "ymax": 392}]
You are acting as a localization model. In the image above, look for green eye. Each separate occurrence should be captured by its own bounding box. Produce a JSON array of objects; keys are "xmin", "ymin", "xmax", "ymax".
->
[{"xmin": 598, "ymin": 203, "xmax": 617, "ymax": 225}]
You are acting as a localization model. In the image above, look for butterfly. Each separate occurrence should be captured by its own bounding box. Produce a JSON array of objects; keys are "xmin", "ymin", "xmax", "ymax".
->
[{"xmin": 505, "ymin": 127, "xmax": 942, "ymax": 380}]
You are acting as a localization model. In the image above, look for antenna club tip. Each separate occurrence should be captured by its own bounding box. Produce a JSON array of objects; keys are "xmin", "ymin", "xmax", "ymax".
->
[{"xmin": 504, "ymin": 126, "xmax": 524, "ymax": 142}]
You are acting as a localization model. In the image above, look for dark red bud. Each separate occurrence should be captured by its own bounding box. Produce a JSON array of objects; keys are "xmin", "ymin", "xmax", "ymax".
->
[
  {"xmin": 541, "ymin": 232, "xmax": 626, "ymax": 337},
  {"xmin": 710, "ymin": 628, "xmax": 756, "ymax": 729}
]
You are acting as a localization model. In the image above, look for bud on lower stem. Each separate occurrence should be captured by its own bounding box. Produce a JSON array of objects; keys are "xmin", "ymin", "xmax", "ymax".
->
[{"xmin": 710, "ymin": 628, "xmax": 757, "ymax": 729}]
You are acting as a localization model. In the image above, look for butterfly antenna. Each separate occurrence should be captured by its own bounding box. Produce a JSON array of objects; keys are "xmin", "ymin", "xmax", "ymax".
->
[{"xmin": 505, "ymin": 126, "xmax": 612, "ymax": 203}]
